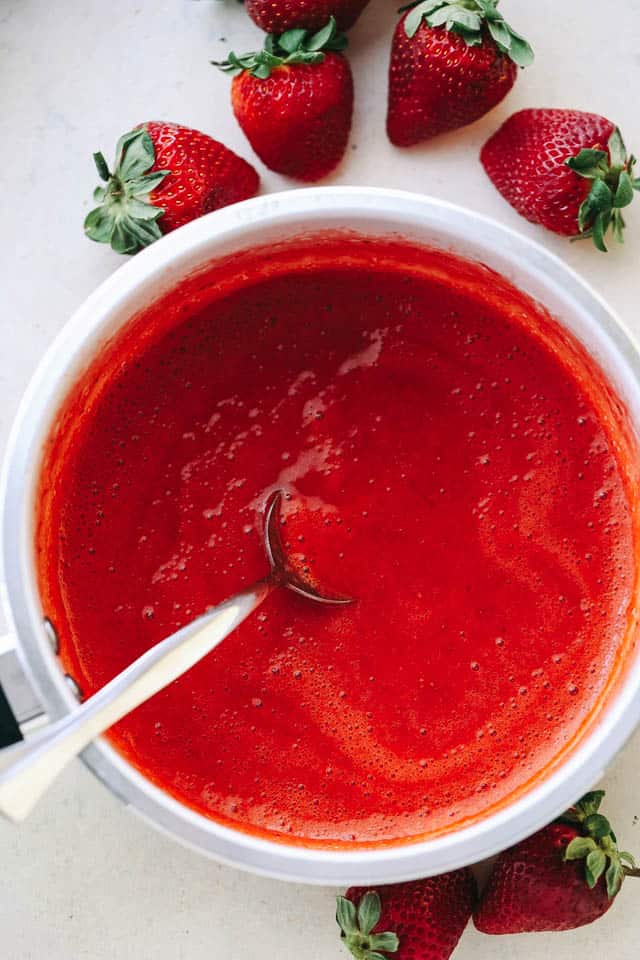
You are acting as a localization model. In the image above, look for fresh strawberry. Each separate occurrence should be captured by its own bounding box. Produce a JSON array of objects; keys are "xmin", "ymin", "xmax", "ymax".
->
[
  {"xmin": 481, "ymin": 108, "xmax": 640, "ymax": 251},
  {"xmin": 85, "ymin": 122, "xmax": 259, "ymax": 254},
  {"xmin": 246, "ymin": 0, "xmax": 370, "ymax": 33},
  {"xmin": 215, "ymin": 18, "xmax": 353, "ymax": 181},
  {"xmin": 387, "ymin": 0, "xmax": 533, "ymax": 147},
  {"xmin": 474, "ymin": 791, "xmax": 639, "ymax": 934},
  {"xmin": 337, "ymin": 870, "xmax": 476, "ymax": 960}
]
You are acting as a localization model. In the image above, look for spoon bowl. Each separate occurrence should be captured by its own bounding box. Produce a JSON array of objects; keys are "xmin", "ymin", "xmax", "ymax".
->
[{"xmin": 264, "ymin": 491, "xmax": 354, "ymax": 605}]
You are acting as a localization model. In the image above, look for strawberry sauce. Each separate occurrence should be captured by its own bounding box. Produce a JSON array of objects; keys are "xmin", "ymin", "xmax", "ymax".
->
[{"xmin": 36, "ymin": 236, "xmax": 638, "ymax": 846}]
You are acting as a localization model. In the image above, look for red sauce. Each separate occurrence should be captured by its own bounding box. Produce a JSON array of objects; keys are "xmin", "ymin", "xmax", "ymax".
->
[{"xmin": 37, "ymin": 236, "xmax": 638, "ymax": 847}]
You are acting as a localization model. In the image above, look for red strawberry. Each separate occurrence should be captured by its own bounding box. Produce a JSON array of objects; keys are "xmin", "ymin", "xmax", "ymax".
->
[
  {"xmin": 246, "ymin": 0, "xmax": 370, "ymax": 33},
  {"xmin": 387, "ymin": 0, "xmax": 533, "ymax": 147},
  {"xmin": 215, "ymin": 18, "xmax": 353, "ymax": 181},
  {"xmin": 84, "ymin": 122, "xmax": 259, "ymax": 254},
  {"xmin": 475, "ymin": 790, "xmax": 639, "ymax": 934},
  {"xmin": 337, "ymin": 870, "xmax": 476, "ymax": 960},
  {"xmin": 481, "ymin": 108, "xmax": 640, "ymax": 251}
]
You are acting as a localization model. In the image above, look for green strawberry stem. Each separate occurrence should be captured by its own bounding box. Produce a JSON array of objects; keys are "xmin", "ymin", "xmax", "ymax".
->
[
  {"xmin": 566, "ymin": 127, "xmax": 640, "ymax": 252},
  {"xmin": 562, "ymin": 791, "xmax": 638, "ymax": 896},
  {"xmin": 336, "ymin": 892, "xmax": 399, "ymax": 960},
  {"xmin": 213, "ymin": 16, "xmax": 348, "ymax": 79},
  {"xmin": 401, "ymin": 0, "xmax": 534, "ymax": 67},
  {"xmin": 84, "ymin": 127, "xmax": 170, "ymax": 255}
]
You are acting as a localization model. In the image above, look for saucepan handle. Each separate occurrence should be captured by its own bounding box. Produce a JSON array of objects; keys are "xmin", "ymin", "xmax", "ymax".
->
[
  {"xmin": 0, "ymin": 630, "xmax": 45, "ymax": 747},
  {"xmin": 0, "ymin": 635, "xmax": 23, "ymax": 748},
  {"xmin": 0, "ymin": 688, "xmax": 22, "ymax": 747}
]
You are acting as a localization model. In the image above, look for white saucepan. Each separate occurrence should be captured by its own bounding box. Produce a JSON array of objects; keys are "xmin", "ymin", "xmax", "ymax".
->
[{"xmin": 2, "ymin": 187, "xmax": 640, "ymax": 884}]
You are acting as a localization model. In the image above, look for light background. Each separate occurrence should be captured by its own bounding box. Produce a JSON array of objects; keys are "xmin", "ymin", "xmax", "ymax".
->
[{"xmin": 1, "ymin": 1, "xmax": 639, "ymax": 957}]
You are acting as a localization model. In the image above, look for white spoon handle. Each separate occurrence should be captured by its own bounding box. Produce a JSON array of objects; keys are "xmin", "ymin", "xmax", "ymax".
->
[{"xmin": 0, "ymin": 582, "xmax": 270, "ymax": 822}]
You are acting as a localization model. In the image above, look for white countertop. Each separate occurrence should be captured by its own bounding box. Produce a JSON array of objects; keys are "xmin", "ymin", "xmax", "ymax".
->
[{"xmin": 1, "ymin": 1, "xmax": 640, "ymax": 957}]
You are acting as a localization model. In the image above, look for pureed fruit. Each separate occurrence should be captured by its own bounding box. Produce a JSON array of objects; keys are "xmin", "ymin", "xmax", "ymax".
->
[{"xmin": 37, "ymin": 236, "xmax": 639, "ymax": 847}]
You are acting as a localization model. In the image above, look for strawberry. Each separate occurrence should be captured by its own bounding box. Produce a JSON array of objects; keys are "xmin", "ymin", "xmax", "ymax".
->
[
  {"xmin": 215, "ymin": 18, "xmax": 353, "ymax": 181},
  {"xmin": 387, "ymin": 0, "xmax": 533, "ymax": 147},
  {"xmin": 474, "ymin": 791, "xmax": 639, "ymax": 934},
  {"xmin": 337, "ymin": 870, "xmax": 476, "ymax": 960},
  {"xmin": 481, "ymin": 108, "xmax": 640, "ymax": 251},
  {"xmin": 246, "ymin": 0, "xmax": 370, "ymax": 33},
  {"xmin": 84, "ymin": 122, "xmax": 259, "ymax": 254}
]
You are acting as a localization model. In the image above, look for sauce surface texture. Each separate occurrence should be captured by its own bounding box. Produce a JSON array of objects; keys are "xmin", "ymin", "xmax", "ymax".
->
[{"xmin": 37, "ymin": 236, "xmax": 638, "ymax": 846}]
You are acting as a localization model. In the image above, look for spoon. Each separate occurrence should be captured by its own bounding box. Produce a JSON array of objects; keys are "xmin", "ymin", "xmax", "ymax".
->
[{"xmin": 0, "ymin": 491, "xmax": 352, "ymax": 822}]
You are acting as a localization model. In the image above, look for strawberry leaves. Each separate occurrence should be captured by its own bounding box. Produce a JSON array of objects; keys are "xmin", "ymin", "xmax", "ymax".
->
[
  {"xmin": 337, "ymin": 892, "xmax": 399, "ymax": 960},
  {"xmin": 214, "ymin": 16, "xmax": 347, "ymax": 79},
  {"xmin": 562, "ymin": 790, "xmax": 637, "ymax": 897},
  {"xmin": 403, "ymin": 0, "xmax": 534, "ymax": 67},
  {"xmin": 566, "ymin": 127, "xmax": 639, "ymax": 252},
  {"xmin": 356, "ymin": 891, "xmax": 380, "ymax": 935},
  {"xmin": 84, "ymin": 127, "xmax": 170, "ymax": 255},
  {"xmin": 573, "ymin": 790, "xmax": 605, "ymax": 816}
]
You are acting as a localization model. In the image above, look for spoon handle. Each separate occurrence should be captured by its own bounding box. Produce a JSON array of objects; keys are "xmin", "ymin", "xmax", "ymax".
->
[{"xmin": 0, "ymin": 582, "xmax": 270, "ymax": 822}]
